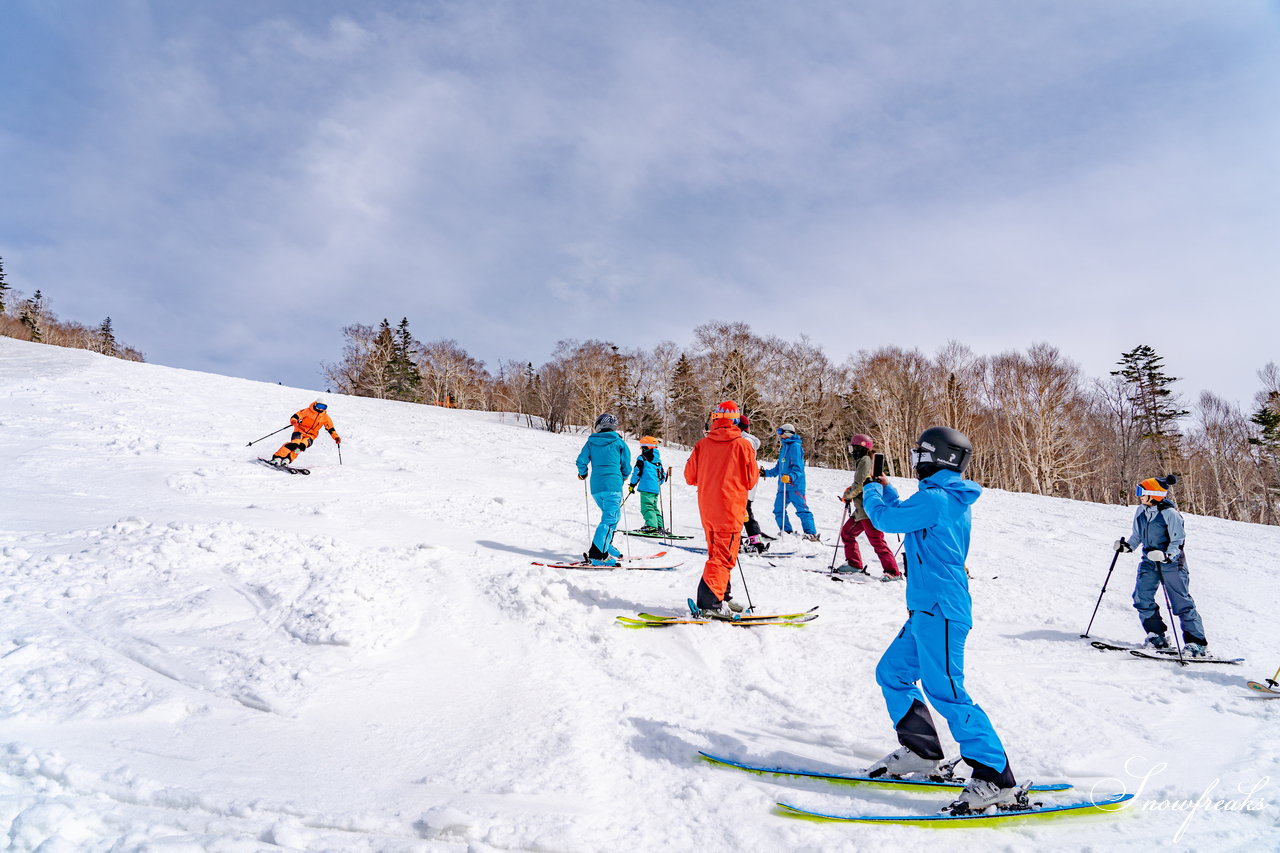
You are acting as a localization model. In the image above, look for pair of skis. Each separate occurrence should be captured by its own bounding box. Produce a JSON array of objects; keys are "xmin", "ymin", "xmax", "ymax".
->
[
  {"xmin": 622, "ymin": 528, "xmax": 694, "ymax": 541},
  {"xmin": 531, "ymin": 551, "xmax": 682, "ymax": 571},
  {"xmin": 1093, "ymin": 644, "xmax": 1280, "ymax": 695},
  {"xmin": 256, "ymin": 457, "xmax": 310, "ymax": 475},
  {"xmin": 806, "ymin": 567, "xmax": 902, "ymax": 583},
  {"xmin": 699, "ymin": 750, "xmax": 1133, "ymax": 824},
  {"xmin": 1089, "ymin": 640, "xmax": 1243, "ymax": 666},
  {"xmin": 675, "ymin": 543, "xmax": 807, "ymax": 559},
  {"xmin": 616, "ymin": 602, "xmax": 819, "ymax": 628}
]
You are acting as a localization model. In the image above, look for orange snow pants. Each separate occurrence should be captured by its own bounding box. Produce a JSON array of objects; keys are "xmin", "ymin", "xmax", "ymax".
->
[
  {"xmin": 700, "ymin": 529, "xmax": 742, "ymax": 602},
  {"xmin": 273, "ymin": 432, "xmax": 314, "ymax": 462}
]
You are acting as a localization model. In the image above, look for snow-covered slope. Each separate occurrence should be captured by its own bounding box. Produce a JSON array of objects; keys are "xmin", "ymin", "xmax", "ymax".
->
[{"xmin": 1, "ymin": 335, "xmax": 1276, "ymax": 852}]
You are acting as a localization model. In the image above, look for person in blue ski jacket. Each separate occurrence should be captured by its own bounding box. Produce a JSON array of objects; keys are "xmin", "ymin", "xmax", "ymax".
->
[
  {"xmin": 761, "ymin": 423, "xmax": 818, "ymax": 539},
  {"xmin": 1114, "ymin": 474, "xmax": 1209, "ymax": 656},
  {"xmin": 628, "ymin": 436, "xmax": 668, "ymax": 533},
  {"xmin": 860, "ymin": 426, "xmax": 1020, "ymax": 816},
  {"xmin": 576, "ymin": 413, "xmax": 631, "ymax": 565}
]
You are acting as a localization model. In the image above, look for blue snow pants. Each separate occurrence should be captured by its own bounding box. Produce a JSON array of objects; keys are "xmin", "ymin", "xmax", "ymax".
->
[
  {"xmin": 1133, "ymin": 556, "xmax": 1206, "ymax": 643},
  {"xmin": 591, "ymin": 490, "xmax": 622, "ymax": 554},
  {"xmin": 875, "ymin": 609, "xmax": 1008, "ymax": 773},
  {"xmin": 773, "ymin": 485, "xmax": 817, "ymax": 535}
]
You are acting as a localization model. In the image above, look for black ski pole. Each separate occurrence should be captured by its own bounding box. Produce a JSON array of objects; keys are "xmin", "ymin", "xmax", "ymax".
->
[
  {"xmin": 830, "ymin": 501, "xmax": 849, "ymax": 569},
  {"xmin": 337, "ymin": 442, "xmax": 343, "ymax": 466},
  {"xmin": 619, "ymin": 496, "xmax": 631, "ymax": 560},
  {"xmin": 1080, "ymin": 550, "xmax": 1121, "ymax": 638},
  {"xmin": 667, "ymin": 466, "xmax": 674, "ymax": 541},
  {"xmin": 734, "ymin": 536, "xmax": 755, "ymax": 614},
  {"xmin": 247, "ymin": 425, "xmax": 291, "ymax": 447},
  {"xmin": 1157, "ymin": 564, "xmax": 1187, "ymax": 666}
]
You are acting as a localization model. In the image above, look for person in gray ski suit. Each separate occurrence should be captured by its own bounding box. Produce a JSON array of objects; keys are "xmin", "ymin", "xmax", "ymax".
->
[{"xmin": 1114, "ymin": 474, "xmax": 1209, "ymax": 657}]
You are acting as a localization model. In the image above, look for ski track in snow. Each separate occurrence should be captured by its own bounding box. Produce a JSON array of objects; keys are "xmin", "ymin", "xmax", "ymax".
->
[{"xmin": 1, "ymin": 336, "xmax": 1278, "ymax": 851}]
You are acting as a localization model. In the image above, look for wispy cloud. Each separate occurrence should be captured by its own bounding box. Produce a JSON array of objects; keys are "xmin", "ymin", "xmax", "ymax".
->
[{"xmin": 2, "ymin": 1, "xmax": 1277, "ymax": 402}]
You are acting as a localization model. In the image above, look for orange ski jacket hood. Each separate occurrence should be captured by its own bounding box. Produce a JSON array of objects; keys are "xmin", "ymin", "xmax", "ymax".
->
[{"xmin": 684, "ymin": 424, "xmax": 759, "ymax": 532}]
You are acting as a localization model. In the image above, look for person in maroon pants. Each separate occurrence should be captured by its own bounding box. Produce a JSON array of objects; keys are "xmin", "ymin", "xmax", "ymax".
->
[{"xmin": 838, "ymin": 434, "xmax": 901, "ymax": 580}]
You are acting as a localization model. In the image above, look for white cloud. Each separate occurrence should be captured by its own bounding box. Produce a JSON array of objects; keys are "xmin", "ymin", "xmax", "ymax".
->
[{"xmin": 3, "ymin": 0, "xmax": 1277, "ymax": 403}]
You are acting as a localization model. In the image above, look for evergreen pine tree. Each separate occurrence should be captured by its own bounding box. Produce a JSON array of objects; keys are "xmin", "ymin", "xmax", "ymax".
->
[
  {"xmin": 667, "ymin": 353, "xmax": 704, "ymax": 445},
  {"xmin": 387, "ymin": 317, "xmax": 422, "ymax": 402},
  {"xmin": 19, "ymin": 289, "xmax": 44, "ymax": 342},
  {"xmin": 0, "ymin": 256, "xmax": 9, "ymax": 314},
  {"xmin": 608, "ymin": 345, "xmax": 629, "ymax": 414},
  {"xmin": 1249, "ymin": 392, "xmax": 1280, "ymax": 525},
  {"xmin": 1111, "ymin": 344, "xmax": 1188, "ymax": 470},
  {"xmin": 98, "ymin": 317, "xmax": 118, "ymax": 357}
]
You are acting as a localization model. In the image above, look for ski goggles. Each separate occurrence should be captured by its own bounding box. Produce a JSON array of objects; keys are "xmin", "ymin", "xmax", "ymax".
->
[
  {"xmin": 776, "ymin": 428, "xmax": 795, "ymax": 436},
  {"xmin": 1135, "ymin": 483, "xmax": 1167, "ymax": 498},
  {"xmin": 314, "ymin": 403, "xmax": 328, "ymax": 412},
  {"xmin": 909, "ymin": 448, "xmax": 933, "ymax": 468}
]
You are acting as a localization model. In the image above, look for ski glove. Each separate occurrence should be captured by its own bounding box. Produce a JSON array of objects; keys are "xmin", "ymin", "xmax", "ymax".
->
[
  {"xmin": 1113, "ymin": 538, "xmax": 1132, "ymax": 553},
  {"xmin": 1146, "ymin": 549, "xmax": 1169, "ymax": 563},
  {"xmin": 759, "ymin": 467, "xmax": 767, "ymax": 478},
  {"xmin": 841, "ymin": 485, "xmax": 857, "ymax": 503},
  {"xmin": 628, "ymin": 484, "xmax": 636, "ymax": 494},
  {"xmin": 781, "ymin": 474, "xmax": 792, "ymax": 484},
  {"xmin": 578, "ymin": 474, "xmax": 587, "ymax": 480},
  {"xmin": 333, "ymin": 434, "xmax": 342, "ymax": 444}
]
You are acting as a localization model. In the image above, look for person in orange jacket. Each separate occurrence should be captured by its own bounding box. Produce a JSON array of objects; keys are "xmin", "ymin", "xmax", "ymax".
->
[
  {"xmin": 684, "ymin": 400, "xmax": 759, "ymax": 615},
  {"xmin": 269, "ymin": 399, "xmax": 341, "ymax": 467}
]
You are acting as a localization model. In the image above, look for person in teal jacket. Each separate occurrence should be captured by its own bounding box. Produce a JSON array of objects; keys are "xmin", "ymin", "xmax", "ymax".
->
[
  {"xmin": 576, "ymin": 413, "xmax": 631, "ymax": 565},
  {"xmin": 860, "ymin": 426, "xmax": 1020, "ymax": 816},
  {"xmin": 629, "ymin": 436, "xmax": 668, "ymax": 533},
  {"xmin": 761, "ymin": 423, "xmax": 818, "ymax": 538}
]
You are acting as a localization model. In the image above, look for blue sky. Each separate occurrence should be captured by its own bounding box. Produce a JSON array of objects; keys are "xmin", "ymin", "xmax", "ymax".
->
[{"xmin": 2, "ymin": 1, "xmax": 1278, "ymax": 408}]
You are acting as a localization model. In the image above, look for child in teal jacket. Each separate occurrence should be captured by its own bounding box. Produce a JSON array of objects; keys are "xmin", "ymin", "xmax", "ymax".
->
[{"xmin": 629, "ymin": 436, "xmax": 668, "ymax": 533}]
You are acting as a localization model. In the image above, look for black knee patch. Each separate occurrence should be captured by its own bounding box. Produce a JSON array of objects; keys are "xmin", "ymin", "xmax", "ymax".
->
[{"xmin": 894, "ymin": 699, "xmax": 944, "ymax": 760}]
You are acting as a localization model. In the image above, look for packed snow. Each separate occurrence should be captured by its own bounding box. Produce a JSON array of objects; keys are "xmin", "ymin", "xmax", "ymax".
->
[{"xmin": 1, "ymin": 335, "xmax": 1277, "ymax": 852}]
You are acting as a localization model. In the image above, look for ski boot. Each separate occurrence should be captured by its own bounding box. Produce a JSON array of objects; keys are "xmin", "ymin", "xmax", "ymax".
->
[
  {"xmin": 1185, "ymin": 642, "xmax": 1209, "ymax": 658},
  {"xmin": 866, "ymin": 746, "xmax": 943, "ymax": 780},
  {"xmin": 269, "ymin": 456, "xmax": 288, "ymax": 467},
  {"xmin": 694, "ymin": 599, "xmax": 739, "ymax": 620},
  {"xmin": 880, "ymin": 571, "xmax": 904, "ymax": 583},
  {"xmin": 742, "ymin": 535, "xmax": 769, "ymax": 554},
  {"xmin": 832, "ymin": 562, "xmax": 869, "ymax": 576},
  {"xmin": 940, "ymin": 779, "xmax": 1030, "ymax": 815},
  {"xmin": 1143, "ymin": 632, "xmax": 1170, "ymax": 650},
  {"xmin": 585, "ymin": 545, "xmax": 619, "ymax": 567},
  {"xmin": 801, "ymin": 533, "xmax": 821, "ymax": 543}
]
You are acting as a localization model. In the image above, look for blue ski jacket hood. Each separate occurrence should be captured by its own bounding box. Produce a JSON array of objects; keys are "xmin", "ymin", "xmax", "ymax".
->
[
  {"xmin": 630, "ymin": 447, "xmax": 667, "ymax": 493},
  {"xmin": 764, "ymin": 434, "xmax": 807, "ymax": 493},
  {"xmin": 862, "ymin": 469, "xmax": 982, "ymax": 625},
  {"xmin": 576, "ymin": 431, "xmax": 631, "ymax": 493}
]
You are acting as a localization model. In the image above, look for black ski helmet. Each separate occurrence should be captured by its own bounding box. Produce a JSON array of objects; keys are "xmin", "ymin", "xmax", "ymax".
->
[
  {"xmin": 594, "ymin": 412, "xmax": 619, "ymax": 432},
  {"xmin": 913, "ymin": 426, "xmax": 972, "ymax": 477}
]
